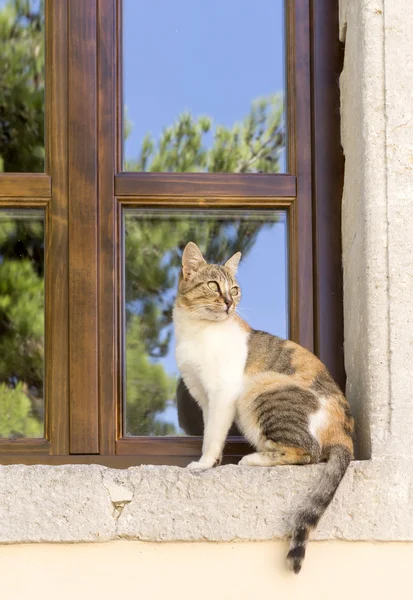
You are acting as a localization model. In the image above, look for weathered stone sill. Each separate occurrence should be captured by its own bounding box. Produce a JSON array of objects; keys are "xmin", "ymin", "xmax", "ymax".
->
[{"xmin": 0, "ymin": 460, "xmax": 411, "ymax": 543}]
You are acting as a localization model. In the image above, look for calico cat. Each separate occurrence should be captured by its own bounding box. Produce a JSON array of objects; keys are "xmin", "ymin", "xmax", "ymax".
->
[{"xmin": 173, "ymin": 242, "xmax": 354, "ymax": 574}]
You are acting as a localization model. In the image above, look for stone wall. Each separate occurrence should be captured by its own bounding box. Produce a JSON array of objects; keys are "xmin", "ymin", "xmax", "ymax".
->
[{"xmin": 340, "ymin": 0, "xmax": 413, "ymax": 460}]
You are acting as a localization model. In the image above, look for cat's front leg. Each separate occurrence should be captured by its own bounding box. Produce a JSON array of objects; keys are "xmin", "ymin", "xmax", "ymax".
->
[{"xmin": 186, "ymin": 394, "xmax": 236, "ymax": 470}]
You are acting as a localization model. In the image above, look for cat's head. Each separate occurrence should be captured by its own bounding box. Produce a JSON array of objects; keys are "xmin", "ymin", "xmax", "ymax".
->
[{"xmin": 176, "ymin": 242, "xmax": 242, "ymax": 321}]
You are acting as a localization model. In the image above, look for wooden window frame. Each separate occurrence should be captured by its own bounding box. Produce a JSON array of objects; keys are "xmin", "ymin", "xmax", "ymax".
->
[{"xmin": 0, "ymin": 0, "xmax": 344, "ymax": 467}]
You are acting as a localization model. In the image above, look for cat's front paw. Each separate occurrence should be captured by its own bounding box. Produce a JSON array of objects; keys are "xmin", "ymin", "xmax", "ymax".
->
[
  {"xmin": 186, "ymin": 459, "xmax": 214, "ymax": 470},
  {"xmin": 238, "ymin": 455, "xmax": 254, "ymax": 466},
  {"xmin": 239, "ymin": 454, "xmax": 263, "ymax": 466}
]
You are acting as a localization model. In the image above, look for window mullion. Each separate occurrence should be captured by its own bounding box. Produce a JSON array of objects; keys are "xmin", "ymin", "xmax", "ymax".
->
[
  {"xmin": 45, "ymin": 0, "xmax": 70, "ymax": 455},
  {"xmin": 67, "ymin": 0, "xmax": 99, "ymax": 454},
  {"xmin": 97, "ymin": 0, "xmax": 118, "ymax": 455}
]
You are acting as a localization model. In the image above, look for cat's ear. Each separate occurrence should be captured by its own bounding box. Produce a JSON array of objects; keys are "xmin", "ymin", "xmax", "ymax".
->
[
  {"xmin": 225, "ymin": 252, "xmax": 241, "ymax": 276},
  {"xmin": 182, "ymin": 242, "xmax": 206, "ymax": 280}
]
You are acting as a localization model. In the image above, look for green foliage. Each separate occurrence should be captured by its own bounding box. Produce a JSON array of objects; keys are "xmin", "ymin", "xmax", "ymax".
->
[
  {"xmin": 0, "ymin": 0, "xmax": 48, "ymax": 437},
  {"xmin": 0, "ymin": 258, "xmax": 44, "ymax": 377},
  {"xmin": 125, "ymin": 316, "xmax": 176, "ymax": 436},
  {"xmin": 124, "ymin": 94, "xmax": 284, "ymax": 174},
  {"xmin": 0, "ymin": 216, "xmax": 45, "ymax": 437},
  {"xmin": 0, "ymin": 0, "xmax": 45, "ymax": 172},
  {"xmin": 0, "ymin": 382, "xmax": 43, "ymax": 438}
]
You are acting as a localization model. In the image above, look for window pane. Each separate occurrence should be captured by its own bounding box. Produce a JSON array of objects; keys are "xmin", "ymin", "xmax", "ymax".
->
[
  {"xmin": 0, "ymin": 210, "xmax": 45, "ymax": 438},
  {"xmin": 123, "ymin": 209, "xmax": 288, "ymax": 436},
  {"xmin": 123, "ymin": 0, "xmax": 287, "ymax": 173},
  {"xmin": 0, "ymin": 0, "xmax": 45, "ymax": 172}
]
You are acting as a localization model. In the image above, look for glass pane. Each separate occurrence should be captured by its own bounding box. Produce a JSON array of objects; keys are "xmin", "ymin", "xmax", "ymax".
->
[
  {"xmin": 0, "ymin": 210, "xmax": 45, "ymax": 438},
  {"xmin": 0, "ymin": 0, "xmax": 45, "ymax": 172},
  {"xmin": 123, "ymin": 0, "xmax": 287, "ymax": 173},
  {"xmin": 123, "ymin": 209, "xmax": 288, "ymax": 436}
]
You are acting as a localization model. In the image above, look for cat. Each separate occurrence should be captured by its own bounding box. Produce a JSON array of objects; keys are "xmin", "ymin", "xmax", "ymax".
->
[{"xmin": 173, "ymin": 242, "xmax": 354, "ymax": 574}]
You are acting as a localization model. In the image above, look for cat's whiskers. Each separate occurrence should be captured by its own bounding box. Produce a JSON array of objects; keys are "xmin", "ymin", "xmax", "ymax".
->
[
  {"xmin": 186, "ymin": 303, "xmax": 219, "ymax": 316},
  {"xmin": 235, "ymin": 307, "xmax": 251, "ymax": 319}
]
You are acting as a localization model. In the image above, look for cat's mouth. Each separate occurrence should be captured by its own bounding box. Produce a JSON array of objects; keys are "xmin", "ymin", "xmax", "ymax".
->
[
  {"xmin": 201, "ymin": 307, "xmax": 230, "ymax": 320},
  {"xmin": 192, "ymin": 304, "xmax": 235, "ymax": 321},
  {"xmin": 219, "ymin": 305, "xmax": 235, "ymax": 318}
]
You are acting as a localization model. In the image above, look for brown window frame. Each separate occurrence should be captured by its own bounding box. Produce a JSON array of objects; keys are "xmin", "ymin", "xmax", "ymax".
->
[{"xmin": 0, "ymin": 0, "xmax": 344, "ymax": 467}]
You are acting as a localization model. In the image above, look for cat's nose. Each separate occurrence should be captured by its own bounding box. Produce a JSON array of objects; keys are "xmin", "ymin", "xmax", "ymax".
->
[{"xmin": 224, "ymin": 297, "xmax": 233, "ymax": 309}]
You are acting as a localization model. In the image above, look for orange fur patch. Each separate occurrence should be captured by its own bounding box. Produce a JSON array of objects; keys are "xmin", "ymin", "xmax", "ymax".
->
[
  {"xmin": 234, "ymin": 314, "xmax": 252, "ymax": 333},
  {"xmin": 315, "ymin": 399, "xmax": 354, "ymax": 457}
]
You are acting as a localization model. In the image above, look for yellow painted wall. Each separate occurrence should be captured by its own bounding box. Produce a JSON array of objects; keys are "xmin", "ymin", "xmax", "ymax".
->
[{"xmin": 2, "ymin": 541, "xmax": 412, "ymax": 599}]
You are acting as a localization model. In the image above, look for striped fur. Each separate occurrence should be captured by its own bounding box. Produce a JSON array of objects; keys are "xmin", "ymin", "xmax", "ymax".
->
[
  {"xmin": 173, "ymin": 243, "xmax": 354, "ymax": 574},
  {"xmin": 287, "ymin": 445, "xmax": 352, "ymax": 573}
]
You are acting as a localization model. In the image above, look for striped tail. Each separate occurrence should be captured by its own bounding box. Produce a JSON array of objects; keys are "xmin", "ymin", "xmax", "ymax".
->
[{"xmin": 286, "ymin": 444, "xmax": 352, "ymax": 574}]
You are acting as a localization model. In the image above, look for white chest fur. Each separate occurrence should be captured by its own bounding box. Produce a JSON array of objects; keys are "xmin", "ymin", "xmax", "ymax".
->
[{"xmin": 173, "ymin": 308, "xmax": 249, "ymax": 406}]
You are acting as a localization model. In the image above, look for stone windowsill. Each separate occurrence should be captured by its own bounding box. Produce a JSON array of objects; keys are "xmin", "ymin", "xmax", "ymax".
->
[{"xmin": 0, "ymin": 460, "xmax": 412, "ymax": 543}]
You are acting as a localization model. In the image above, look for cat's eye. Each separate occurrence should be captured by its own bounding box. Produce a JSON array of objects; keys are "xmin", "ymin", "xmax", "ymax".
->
[
  {"xmin": 208, "ymin": 281, "xmax": 220, "ymax": 292},
  {"xmin": 231, "ymin": 286, "xmax": 239, "ymax": 296}
]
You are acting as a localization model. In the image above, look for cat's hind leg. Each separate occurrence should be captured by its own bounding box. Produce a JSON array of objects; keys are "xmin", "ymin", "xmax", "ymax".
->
[
  {"xmin": 237, "ymin": 383, "xmax": 322, "ymax": 466},
  {"xmin": 239, "ymin": 443, "xmax": 312, "ymax": 466}
]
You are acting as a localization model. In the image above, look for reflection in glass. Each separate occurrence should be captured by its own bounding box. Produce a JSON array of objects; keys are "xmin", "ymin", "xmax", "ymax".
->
[
  {"xmin": 0, "ymin": 210, "xmax": 45, "ymax": 438},
  {"xmin": 0, "ymin": 0, "xmax": 45, "ymax": 172},
  {"xmin": 123, "ymin": 209, "xmax": 288, "ymax": 436},
  {"xmin": 123, "ymin": 0, "xmax": 286, "ymax": 173}
]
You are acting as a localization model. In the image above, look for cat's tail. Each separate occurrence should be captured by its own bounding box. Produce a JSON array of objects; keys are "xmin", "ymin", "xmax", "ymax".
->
[{"xmin": 286, "ymin": 444, "xmax": 352, "ymax": 574}]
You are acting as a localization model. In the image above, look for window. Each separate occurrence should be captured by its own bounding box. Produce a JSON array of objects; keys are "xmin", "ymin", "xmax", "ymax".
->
[{"xmin": 0, "ymin": 0, "xmax": 344, "ymax": 466}]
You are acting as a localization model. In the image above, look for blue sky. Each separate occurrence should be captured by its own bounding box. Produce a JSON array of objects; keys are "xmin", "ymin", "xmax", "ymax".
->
[
  {"xmin": 123, "ymin": 0, "xmax": 286, "ymax": 168},
  {"xmin": 0, "ymin": 1, "xmax": 42, "ymax": 15}
]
